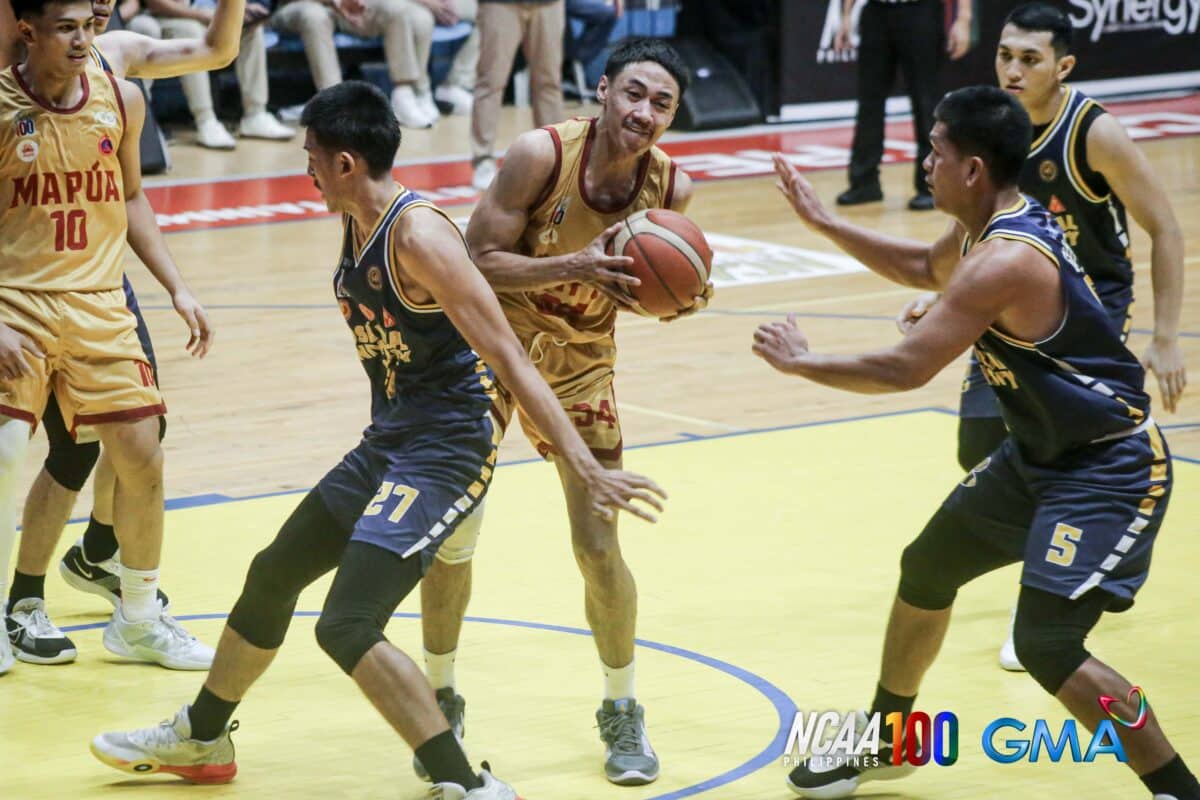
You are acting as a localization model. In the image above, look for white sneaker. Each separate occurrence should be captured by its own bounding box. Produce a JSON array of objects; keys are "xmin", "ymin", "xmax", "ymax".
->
[
  {"xmin": 392, "ymin": 85, "xmax": 433, "ymax": 129},
  {"xmin": 239, "ymin": 111, "xmax": 295, "ymax": 140},
  {"xmin": 0, "ymin": 625, "xmax": 14, "ymax": 675},
  {"xmin": 472, "ymin": 158, "xmax": 497, "ymax": 192},
  {"xmin": 277, "ymin": 103, "xmax": 306, "ymax": 124},
  {"xmin": 91, "ymin": 706, "xmax": 238, "ymax": 784},
  {"xmin": 998, "ymin": 606, "xmax": 1026, "ymax": 672},
  {"xmin": 7, "ymin": 597, "xmax": 78, "ymax": 664},
  {"xmin": 103, "ymin": 607, "xmax": 214, "ymax": 670},
  {"xmin": 428, "ymin": 763, "xmax": 519, "ymax": 799},
  {"xmin": 435, "ymin": 85, "xmax": 473, "ymax": 116},
  {"xmin": 416, "ymin": 90, "xmax": 440, "ymax": 124},
  {"xmin": 195, "ymin": 118, "xmax": 236, "ymax": 150}
]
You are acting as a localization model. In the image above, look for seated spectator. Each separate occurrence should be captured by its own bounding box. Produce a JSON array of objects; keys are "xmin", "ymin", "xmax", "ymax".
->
[
  {"xmin": 563, "ymin": 0, "xmax": 617, "ymax": 94},
  {"xmin": 132, "ymin": 0, "xmax": 294, "ymax": 148},
  {"xmin": 271, "ymin": 0, "xmax": 476, "ymax": 127},
  {"xmin": 429, "ymin": 0, "xmax": 477, "ymax": 115}
]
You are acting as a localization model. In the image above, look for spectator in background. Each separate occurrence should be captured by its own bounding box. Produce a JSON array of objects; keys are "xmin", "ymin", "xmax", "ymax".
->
[
  {"xmin": 563, "ymin": 0, "xmax": 618, "ymax": 95},
  {"xmin": 470, "ymin": 0, "xmax": 564, "ymax": 191},
  {"xmin": 271, "ymin": 0, "xmax": 476, "ymax": 128},
  {"xmin": 423, "ymin": 0, "xmax": 478, "ymax": 115},
  {"xmin": 132, "ymin": 0, "xmax": 294, "ymax": 147},
  {"xmin": 835, "ymin": 0, "xmax": 973, "ymax": 210}
]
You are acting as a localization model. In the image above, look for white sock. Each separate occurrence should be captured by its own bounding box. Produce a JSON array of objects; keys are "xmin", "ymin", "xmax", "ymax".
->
[
  {"xmin": 602, "ymin": 658, "xmax": 636, "ymax": 701},
  {"xmin": 120, "ymin": 565, "xmax": 160, "ymax": 622},
  {"xmin": 0, "ymin": 420, "xmax": 31, "ymax": 611},
  {"xmin": 424, "ymin": 648, "xmax": 457, "ymax": 690}
]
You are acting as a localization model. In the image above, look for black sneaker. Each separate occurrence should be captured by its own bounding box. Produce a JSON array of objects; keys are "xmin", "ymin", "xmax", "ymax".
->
[
  {"xmin": 907, "ymin": 192, "xmax": 935, "ymax": 211},
  {"xmin": 786, "ymin": 711, "xmax": 915, "ymax": 798},
  {"xmin": 836, "ymin": 185, "xmax": 884, "ymax": 206},
  {"xmin": 412, "ymin": 687, "xmax": 467, "ymax": 781},
  {"xmin": 59, "ymin": 538, "xmax": 170, "ymax": 610},
  {"xmin": 7, "ymin": 597, "xmax": 78, "ymax": 664}
]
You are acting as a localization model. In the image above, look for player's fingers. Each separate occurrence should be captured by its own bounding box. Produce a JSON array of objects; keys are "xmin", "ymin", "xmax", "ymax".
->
[
  {"xmin": 622, "ymin": 472, "xmax": 667, "ymax": 499},
  {"xmin": 597, "ymin": 266, "xmax": 639, "ymax": 284},
  {"xmin": 591, "ymin": 501, "xmax": 615, "ymax": 522},
  {"xmin": 614, "ymin": 496, "xmax": 657, "ymax": 523},
  {"xmin": 1156, "ymin": 372, "xmax": 1175, "ymax": 413},
  {"xmin": 627, "ymin": 489, "xmax": 664, "ymax": 513}
]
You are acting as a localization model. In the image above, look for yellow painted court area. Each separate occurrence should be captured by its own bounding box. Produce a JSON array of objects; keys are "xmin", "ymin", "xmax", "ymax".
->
[{"xmin": 4, "ymin": 411, "xmax": 1198, "ymax": 799}]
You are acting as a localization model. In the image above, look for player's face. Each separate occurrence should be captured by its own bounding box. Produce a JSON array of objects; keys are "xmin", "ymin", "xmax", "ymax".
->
[
  {"xmin": 304, "ymin": 129, "xmax": 341, "ymax": 212},
  {"xmin": 995, "ymin": 25, "xmax": 1072, "ymax": 108},
  {"xmin": 597, "ymin": 62, "xmax": 679, "ymax": 154},
  {"xmin": 19, "ymin": 0, "xmax": 95, "ymax": 74},
  {"xmin": 923, "ymin": 123, "xmax": 968, "ymax": 213},
  {"xmin": 92, "ymin": 0, "xmax": 113, "ymax": 34}
]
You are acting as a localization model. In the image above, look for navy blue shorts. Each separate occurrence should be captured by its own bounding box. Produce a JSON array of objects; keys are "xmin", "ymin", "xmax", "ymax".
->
[
  {"xmin": 935, "ymin": 423, "xmax": 1170, "ymax": 610},
  {"xmin": 958, "ymin": 302, "xmax": 1131, "ymax": 420},
  {"xmin": 316, "ymin": 415, "xmax": 499, "ymax": 565}
]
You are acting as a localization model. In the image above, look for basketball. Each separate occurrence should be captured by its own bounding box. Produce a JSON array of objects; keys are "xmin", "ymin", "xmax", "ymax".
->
[{"xmin": 607, "ymin": 209, "xmax": 713, "ymax": 318}]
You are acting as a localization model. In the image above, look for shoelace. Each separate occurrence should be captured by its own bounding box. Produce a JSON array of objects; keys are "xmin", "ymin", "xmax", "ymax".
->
[
  {"xmin": 20, "ymin": 606, "xmax": 64, "ymax": 638},
  {"xmin": 598, "ymin": 709, "xmax": 643, "ymax": 755},
  {"xmin": 130, "ymin": 718, "xmax": 187, "ymax": 750},
  {"xmin": 158, "ymin": 614, "xmax": 198, "ymax": 645}
]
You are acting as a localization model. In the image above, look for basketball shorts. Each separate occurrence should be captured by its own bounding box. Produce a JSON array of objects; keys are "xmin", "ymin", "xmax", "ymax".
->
[
  {"xmin": 927, "ymin": 421, "xmax": 1170, "ymax": 610},
  {"xmin": 491, "ymin": 330, "xmax": 623, "ymax": 464},
  {"xmin": 0, "ymin": 287, "xmax": 165, "ymax": 437},
  {"xmin": 316, "ymin": 415, "xmax": 500, "ymax": 567},
  {"xmin": 958, "ymin": 301, "xmax": 1132, "ymax": 420}
]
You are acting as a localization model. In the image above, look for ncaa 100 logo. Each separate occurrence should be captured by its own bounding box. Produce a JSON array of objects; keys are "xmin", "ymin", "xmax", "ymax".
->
[{"xmin": 783, "ymin": 710, "xmax": 958, "ymax": 769}]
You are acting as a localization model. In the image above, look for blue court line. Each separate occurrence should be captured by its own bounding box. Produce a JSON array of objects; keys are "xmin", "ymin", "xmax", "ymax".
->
[{"xmin": 60, "ymin": 612, "xmax": 796, "ymax": 800}]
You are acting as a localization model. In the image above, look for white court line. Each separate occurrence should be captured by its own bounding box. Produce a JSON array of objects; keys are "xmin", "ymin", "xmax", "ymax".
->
[{"xmin": 618, "ymin": 403, "xmax": 740, "ymax": 431}]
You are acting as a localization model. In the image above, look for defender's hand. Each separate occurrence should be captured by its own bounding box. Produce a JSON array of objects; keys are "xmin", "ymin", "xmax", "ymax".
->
[
  {"xmin": 773, "ymin": 154, "xmax": 836, "ymax": 232},
  {"xmin": 1141, "ymin": 337, "xmax": 1186, "ymax": 413},
  {"xmin": 897, "ymin": 292, "xmax": 939, "ymax": 335},
  {"xmin": 752, "ymin": 314, "xmax": 810, "ymax": 375}
]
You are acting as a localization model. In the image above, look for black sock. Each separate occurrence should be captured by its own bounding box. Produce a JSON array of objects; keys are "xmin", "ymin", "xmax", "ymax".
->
[
  {"xmin": 8, "ymin": 571, "xmax": 46, "ymax": 612},
  {"xmin": 82, "ymin": 516, "xmax": 118, "ymax": 563},
  {"xmin": 188, "ymin": 686, "xmax": 240, "ymax": 742},
  {"xmin": 1141, "ymin": 755, "xmax": 1200, "ymax": 799},
  {"xmin": 869, "ymin": 683, "xmax": 916, "ymax": 744},
  {"xmin": 415, "ymin": 730, "xmax": 481, "ymax": 790}
]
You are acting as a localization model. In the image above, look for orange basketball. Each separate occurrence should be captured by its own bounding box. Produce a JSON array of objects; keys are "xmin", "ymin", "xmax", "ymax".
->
[{"xmin": 608, "ymin": 209, "xmax": 713, "ymax": 318}]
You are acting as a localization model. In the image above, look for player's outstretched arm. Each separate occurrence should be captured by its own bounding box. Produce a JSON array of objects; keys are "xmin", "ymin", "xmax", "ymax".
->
[
  {"xmin": 1088, "ymin": 114, "xmax": 1187, "ymax": 412},
  {"xmin": 96, "ymin": 0, "xmax": 244, "ymax": 78},
  {"xmin": 754, "ymin": 241, "xmax": 1023, "ymax": 392},
  {"xmin": 772, "ymin": 153, "xmax": 965, "ymax": 290},
  {"xmin": 465, "ymin": 129, "xmax": 639, "ymax": 294},
  {"xmin": 401, "ymin": 208, "xmax": 667, "ymax": 522},
  {"xmin": 116, "ymin": 80, "xmax": 213, "ymax": 357}
]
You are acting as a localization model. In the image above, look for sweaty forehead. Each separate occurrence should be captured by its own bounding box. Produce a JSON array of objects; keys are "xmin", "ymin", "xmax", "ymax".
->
[
  {"xmin": 998, "ymin": 25, "xmax": 1056, "ymax": 54},
  {"xmin": 612, "ymin": 62, "xmax": 678, "ymax": 96}
]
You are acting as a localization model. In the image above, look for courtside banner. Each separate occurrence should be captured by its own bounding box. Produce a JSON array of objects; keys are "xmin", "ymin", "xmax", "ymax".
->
[{"xmin": 780, "ymin": 0, "xmax": 1200, "ymax": 118}]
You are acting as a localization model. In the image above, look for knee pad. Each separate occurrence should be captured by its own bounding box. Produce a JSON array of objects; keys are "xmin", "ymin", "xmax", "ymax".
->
[
  {"xmin": 158, "ymin": 414, "xmax": 167, "ymax": 442},
  {"xmin": 897, "ymin": 535, "xmax": 958, "ymax": 611},
  {"xmin": 314, "ymin": 611, "xmax": 387, "ymax": 675},
  {"xmin": 1013, "ymin": 588, "xmax": 1105, "ymax": 694},
  {"xmin": 44, "ymin": 439, "xmax": 101, "ymax": 492},
  {"xmin": 435, "ymin": 498, "xmax": 485, "ymax": 566},
  {"xmin": 957, "ymin": 416, "xmax": 1007, "ymax": 473}
]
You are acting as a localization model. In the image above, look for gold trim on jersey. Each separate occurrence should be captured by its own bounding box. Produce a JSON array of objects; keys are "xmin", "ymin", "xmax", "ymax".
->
[
  {"xmin": 1065, "ymin": 97, "xmax": 1108, "ymax": 204},
  {"xmin": 1029, "ymin": 86, "xmax": 1073, "ymax": 155},
  {"xmin": 386, "ymin": 196, "xmax": 468, "ymax": 314},
  {"xmin": 350, "ymin": 189, "xmax": 405, "ymax": 263},
  {"xmin": 978, "ymin": 229, "xmax": 1063, "ymax": 349}
]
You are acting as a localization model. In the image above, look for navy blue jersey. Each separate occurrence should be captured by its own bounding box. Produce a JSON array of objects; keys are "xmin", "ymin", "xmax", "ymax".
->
[
  {"xmin": 964, "ymin": 197, "xmax": 1149, "ymax": 464},
  {"xmin": 334, "ymin": 187, "xmax": 493, "ymax": 435},
  {"xmin": 1020, "ymin": 87, "xmax": 1133, "ymax": 311}
]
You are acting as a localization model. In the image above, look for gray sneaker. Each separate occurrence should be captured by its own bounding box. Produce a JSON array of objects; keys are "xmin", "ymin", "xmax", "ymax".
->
[
  {"xmin": 103, "ymin": 607, "xmax": 214, "ymax": 670},
  {"xmin": 597, "ymin": 698, "xmax": 659, "ymax": 785},
  {"xmin": 414, "ymin": 687, "xmax": 467, "ymax": 781},
  {"xmin": 90, "ymin": 706, "xmax": 238, "ymax": 784}
]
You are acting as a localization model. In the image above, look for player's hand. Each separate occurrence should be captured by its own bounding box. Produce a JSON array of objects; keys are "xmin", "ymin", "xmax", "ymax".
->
[
  {"xmin": 0, "ymin": 324, "xmax": 44, "ymax": 380},
  {"xmin": 594, "ymin": 281, "xmax": 646, "ymax": 315},
  {"xmin": 897, "ymin": 291, "xmax": 939, "ymax": 334},
  {"xmin": 333, "ymin": 0, "xmax": 366, "ymax": 26},
  {"xmin": 570, "ymin": 223, "xmax": 639, "ymax": 290},
  {"xmin": 416, "ymin": 0, "xmax": 458, "ymax": 25},
  {"xmin": 947, "ymin": 16, "xmax": 972, "ymax": 60},
  {"xmin": 773, "ymin": 154, "xmax": 835, "ymax": 232},
  {"xmin": 834, "ymin": 19, "xmax": 853, "ymax": 52},
  {"xmin": 172, "ymin": 290, "xmax": 215, "ymax": 358},
  {"xmin": 659, "ymin": 281, "xmax": 714, "ymax": 323},
  {"xmin": 752, "ymin": 314, "xmax": 809, "ymax": 374},
  {"xmin": 244, "ymin": 2, "xmax": 271, "ymax": 26},
  {"xmin": 1141, "ymin": 336, "xmax": 1186, "ymax": 413},
  {"xmin": 584, "ymin": 466, "xmax": 667, "ymax": 523}
]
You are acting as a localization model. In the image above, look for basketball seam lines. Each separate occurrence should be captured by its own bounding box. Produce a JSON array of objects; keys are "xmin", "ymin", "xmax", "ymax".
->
[{"xmin": 626, "ymin": 217, "xmax": 685, "ymax": 311}]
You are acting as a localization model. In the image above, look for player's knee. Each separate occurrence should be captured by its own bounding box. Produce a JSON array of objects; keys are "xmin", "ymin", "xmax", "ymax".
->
[
  {"xmin": 314, "ymin": 611, "xmax": 386, "ymax": 675},
  {"xmin": 957, "ymin": 417, "xmax": 1006, "ymax": 473},
  {"xmin": 571, "ymin": 529, "xmax": 621, "ymax": 577},
  {"xmin": 1012, "ymin": 613, "xmax": 1091, "ymax": 695},
  {"xmin": 435, "ymin": 500, "xmax": 484, "ymax": 565},
  {"xmin": 898, "ymin": 538, "xmax": 957, "ymax": 610},
  {"xmin": 44, "ymin": 438, "xmax": 100, "ymax": 492},
  {"xmin": 102, "ymin": 419, "xmax": 164, "ymax": 483}
]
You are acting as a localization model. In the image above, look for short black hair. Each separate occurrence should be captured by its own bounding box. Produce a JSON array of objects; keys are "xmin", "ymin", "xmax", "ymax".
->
[
  {"xmin": 300, "ymin": 81, "xmax": 400, "ymax": 179},
  {"xmin": 934, "ymin": 85, "xmax": 1032, "ymax": 187},
  {"xmin": 13, "ymin": 0, "xmax": 87, "ymax": 20},
  {"xmin": 604, "ymin": 37, "xmax": 689, "ymax": 98},
  {"xmin": 1004, "ymin": 2, "xmax": 1074, "ymax": 57}
]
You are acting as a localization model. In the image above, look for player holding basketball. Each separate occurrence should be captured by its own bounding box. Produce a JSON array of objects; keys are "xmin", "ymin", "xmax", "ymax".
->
[
  {"xmin": 1, "ymin": 0, "xmax": 247, "ymax": 668},
  {"xmin": 896, "ymin": 1, "xmax": 1186, "ymax": 671},
  {"xmin": 409, "ymin": 37, "xmax": 710, "ymax": 787},
  {"xmin": 0, "ymin": 0, "xmax": 214, "ymax": 676},
  {"xmin": 91, "ymin": 80, "xmax": 667, "ymax": 799},
  {"xmin": 761, "ymin": 86, "xmax": 1198, "ymax": 800}
]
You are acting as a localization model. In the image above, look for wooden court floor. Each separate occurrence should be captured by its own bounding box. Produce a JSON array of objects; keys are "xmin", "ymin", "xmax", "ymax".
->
[{"xmin": 2, "ymin": 105, "xmax": 1198, "ymax": 799}]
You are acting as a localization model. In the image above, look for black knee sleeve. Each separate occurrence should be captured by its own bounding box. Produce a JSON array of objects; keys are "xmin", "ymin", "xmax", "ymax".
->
[
  {"xmin": 957, "ymin": 416, "xmax": 1007, "ymax": 473},
  {"xmin": 898, "ymin": 536, "xmax": 959, "ymax": 610},
  {"xmin": 1013, "ymin": 586, "xmax": 1107, "ymax": 694},
  {"xmin": 158, "ymin": 414, "xmax": 167, "ymax": 442},
  {"xmin": 315, "ymin": 542, "xmax": 423, "ymax": 675},
  {"xmin": 228, "ymin": 490, "xmax": 350, "ymax": 650},
  {"xmin": 42, "ymin": 399, "xmax": 99, "ymax": 492}
]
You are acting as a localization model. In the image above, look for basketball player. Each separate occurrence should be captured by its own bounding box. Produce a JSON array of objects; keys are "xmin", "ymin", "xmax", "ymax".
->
[
  {"xmin": 762, "ymin": 86, "xmax": 1198, "ymax": 800},
  {"xmin": 0, "ymin": 0, "xmax": 214, "ymax": 676},
  {"xmin": 2, "ymin": 0, "xmax": 245, "ymax": 667},
  {"xmin": 896, "ymin": 1, "xmax": 1186, "ymax": 671},
  {"xmin": 407, "ymin": 37, "xmax": 709, "ymax": 787},
  {"xmin": 90, "ymin": 80, "xmax": 667, "ymax": 799}
]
